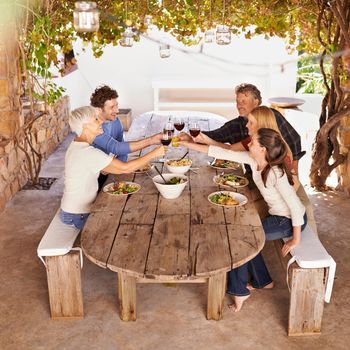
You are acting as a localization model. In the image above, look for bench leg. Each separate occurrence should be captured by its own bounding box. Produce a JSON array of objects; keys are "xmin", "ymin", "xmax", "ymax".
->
[
  {"xmin": 118, "ymin": 272, "xmax": 136, "ymax": 321},
  {"xmin": 207, "ymin": 272, "xmax": 226, "ymax": 320},
  {"xmin": 45, "ymin": 251, "xmax": 83, "ymax": 319},
  {"xmin": 288, "ymin": 267, "xmax": 325, "ymax": 336}
]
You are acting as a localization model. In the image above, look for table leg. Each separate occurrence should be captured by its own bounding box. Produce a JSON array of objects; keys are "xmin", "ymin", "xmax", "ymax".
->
[
  {"xmin": 118, "ymin": 272, "xmax": 136, "ymax": 321},
  {"xmin": 207, "ymin": 271, "xmax": 226, "ymax": 320}
]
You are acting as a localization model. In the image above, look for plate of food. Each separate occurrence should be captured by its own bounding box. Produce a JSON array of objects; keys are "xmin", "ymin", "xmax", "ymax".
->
[
  {"xmin": 166, "ymin": 158, "xmax": 192, "ymax": 174},
  {"xmin": 103, "ymin": 181, "xmax": 141, "ymax": 196},
  {"xmin": 209, "ymin": 158, "xmax": 240, "ymax": 170},
  {"xmin": 213, "ymin": 173, "xmax": 249, "ymax": 188},
  {"xmin": 134, "ymin": 164, "xmax": 154, "ymax": 173},
  {"xmin": 208, "ymin": 191, "xmax": 248, "ymax": 207},
  {"xmin": 267, "ymin": 97, "xmax": 305, "ymax": 108}
]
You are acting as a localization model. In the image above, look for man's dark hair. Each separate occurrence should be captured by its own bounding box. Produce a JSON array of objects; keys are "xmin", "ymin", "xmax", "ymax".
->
[
  {"xmin": 90, "ymin": 85, "xmax": 119, "ymax": 108},
  {"xmin": 235, "ymin": 83, "xmax": 262, "ymax": 105}
]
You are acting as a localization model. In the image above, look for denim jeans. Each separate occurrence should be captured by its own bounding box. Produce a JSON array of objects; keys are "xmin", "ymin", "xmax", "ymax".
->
[
  {"xmin": 227, "ymin": 212, "xmax": 307, "ymax": 296},
  {"xmin": 227, "ymin": 254, "xmax": 273, "ymax": 296},
  {"xmin": 263, "ymin": 212, "xmax": 308, "ymax": 241},
  {"xmin": 60, "ymin": 209, "xmax": 89, "ymax": 230}
]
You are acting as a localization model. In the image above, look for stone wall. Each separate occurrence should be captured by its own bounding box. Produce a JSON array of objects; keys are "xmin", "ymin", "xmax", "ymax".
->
[{"xmin": 0, "ymin": 96, "xmax": 70, "ymax": 213}]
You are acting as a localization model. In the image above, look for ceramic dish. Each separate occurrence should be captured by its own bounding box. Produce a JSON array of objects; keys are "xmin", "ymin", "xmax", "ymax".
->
[
  {"xmin": 208, "ymin": 191, "xmax": 248, "ymax": 207},
  {"xmin": 103, "ymin": 181, "xmax": 141, "ymax": 196}
]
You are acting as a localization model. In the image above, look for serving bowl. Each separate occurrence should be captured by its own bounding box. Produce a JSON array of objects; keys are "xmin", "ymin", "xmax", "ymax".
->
[
  {"xmin": 152, "ymin": 173, "xmax": 188, "ymax": 199},
  {"xmin": 165, "ymin": 158, "xmax": 192, "ymax": 174}
]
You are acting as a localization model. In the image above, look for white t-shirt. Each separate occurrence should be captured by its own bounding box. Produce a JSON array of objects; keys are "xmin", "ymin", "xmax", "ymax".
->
[
  {"xmin": 208, "ymin": 146, "xmax": 305, "ymax": 226},
  {"xmin": 61, "ymin": 141, "xmax": 113, "ymax": 214}
]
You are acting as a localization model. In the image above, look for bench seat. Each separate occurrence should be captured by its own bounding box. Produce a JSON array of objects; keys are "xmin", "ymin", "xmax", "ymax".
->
[
  {"xmin": 37, "ymin": 209, "xmax": 84, "ymax": 319},
  {"xmin": 284, "ymin": 224, "xmax": 336, "ymax": 303}
]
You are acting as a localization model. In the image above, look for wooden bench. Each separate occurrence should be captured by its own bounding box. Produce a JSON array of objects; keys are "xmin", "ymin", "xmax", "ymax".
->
[
  {"xmin": 253, "ymin": 185, "xmax": 336, "ymax": 336},
  {"xmin": 37, "ymin": 209, "xmax": 84, "ymax": 319}
]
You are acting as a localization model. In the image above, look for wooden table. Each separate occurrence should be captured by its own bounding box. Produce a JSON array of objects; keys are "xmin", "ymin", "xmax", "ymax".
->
[{"xmin": 81, "ymin": 112, "xmax": 265, "ymax": 321}]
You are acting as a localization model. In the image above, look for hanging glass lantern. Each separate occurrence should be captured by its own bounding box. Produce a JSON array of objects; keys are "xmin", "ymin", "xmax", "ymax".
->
[
  {"xmin": 204, "ymin": 29, "xmax": 215, "ymax": 43},
  {"xmin": 144, "ymin": 15, "xmax": 153, "ymax": 26},
  {"xmin": 73, "ymin": 2, "xmax": 99, "ymax": 32},
  {"xmin": 216, "ymin": 25, "xmax": 231, "ymax": 45},
  {"xmin": 159, "ymin": 43, "xmax": 170, "ymax": 58},
  {"xmin": 119, "ymin": 27, "xmax": 134, "ymax": 47}
]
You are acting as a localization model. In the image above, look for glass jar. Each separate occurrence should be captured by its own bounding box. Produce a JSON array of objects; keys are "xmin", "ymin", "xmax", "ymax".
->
[
  {"xmin": 159, "ymin": 43, "xmax": 171, "ymax": 58},
  {"xmin": 216, "ymin": 25, "xmax": 231, "ymax": 45},
  {"xmin": 73, "ymin": 2, "xmax": 99, "ymax": 32}
]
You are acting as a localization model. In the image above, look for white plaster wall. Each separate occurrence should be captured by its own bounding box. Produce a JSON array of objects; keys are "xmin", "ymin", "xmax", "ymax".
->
[{"xmin": 55, "ymin": 30, "xmax": 298, "ymax": 119}]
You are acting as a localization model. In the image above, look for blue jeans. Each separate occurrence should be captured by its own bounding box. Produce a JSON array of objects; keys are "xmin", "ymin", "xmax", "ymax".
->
[
  {"xmin": 60, "ymin": 209, "xmax": 89, "ymax": 230},
  {"xmin": 227, "ymin": 212, "xmax": 308, "ymax": 296},
  {"xmin": 263, "ymin": 212, "xmax": 308, "ymax": 241},
  {"xmin": 227, "ymin": 253, "xmax": 273, "ymax": 296}
]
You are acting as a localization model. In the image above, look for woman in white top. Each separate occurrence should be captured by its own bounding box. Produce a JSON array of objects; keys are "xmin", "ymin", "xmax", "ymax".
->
[
  {"xmin": 60, "ymin": 106, "xmax": 165, "ymax": 230},
  {"xmin": 180, "ymin": 128, "xmax": 307, "ymax": 312}
]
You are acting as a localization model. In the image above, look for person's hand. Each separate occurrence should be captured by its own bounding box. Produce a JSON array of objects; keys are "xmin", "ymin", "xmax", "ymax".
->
[
  {"xmin": 178, "ymin": 141, "xmax": 191, "ymax": 148},
  {"xmin": 153, "ymin": 145, "xmax": 167, "ymax": 158},
  {"xmin": 193, "ymin": 132, "xmax": 211, "ymax": 145},
  {"xmin": 281, "ymin": 238, "xmax": 300, "ymax": 257},
  {"xmin": 178, "ymin": 132, "xmax": 193, "ymax": 142},
  {"xmin": 152, "ymin": 132, "xmax": 163, "ymax": 145}
]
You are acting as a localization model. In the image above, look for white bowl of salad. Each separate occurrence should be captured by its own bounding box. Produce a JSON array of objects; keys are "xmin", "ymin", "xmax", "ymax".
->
[
  {"xmin": 165, "ymin": 158, "xmax": 192, "ymax": 174},
  {"xmin": 152, "ymin": 173, "xmax": 188, "ymax": 199}
]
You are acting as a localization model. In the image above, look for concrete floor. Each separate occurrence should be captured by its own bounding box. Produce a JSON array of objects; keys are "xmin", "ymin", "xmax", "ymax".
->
[{"xmin": 0, "ymin": 134, "xmax": 349, "ymax": 350}]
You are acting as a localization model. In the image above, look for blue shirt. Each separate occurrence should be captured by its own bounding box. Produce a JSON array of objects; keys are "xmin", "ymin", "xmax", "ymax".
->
[{"xmin": 92, "ymin": 118, "xmax": 131, "ymax": 162}]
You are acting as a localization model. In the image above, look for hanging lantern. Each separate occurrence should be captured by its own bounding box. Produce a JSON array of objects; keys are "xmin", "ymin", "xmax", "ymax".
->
[
  {"xmin": 119, "ymin": 27, "xmax": 134, "ymax": 47},
  {"xmin": 159, "ymin": 43, "xmax": 170, "ymax": 58},
  {"xmin": 144, "ymin": 15, "xmax": 153, "ymax": 26},
  {"xmin": 204, "ymin": 30, "xmax": 215, "ymax": 43},
  {"xmin": 216, "ymin": 25, "xmax": 231, "ymax": 45},
  {"xmin": 73, "ymin": 2, "xmax": 100, "ymax": 32}
]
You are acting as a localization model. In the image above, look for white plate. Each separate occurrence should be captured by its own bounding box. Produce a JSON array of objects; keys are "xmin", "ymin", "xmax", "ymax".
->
[
  {"xmin": 103, "ymin": 181, "xmax": 141, "ymax": 196},
  {"xmin": 208, "ymin": 191, "xmax": 248, "ymax": 208},
  {"xmin": 213, "ymin": 174, "xmax": 249, "ymax": 188},
  {"xmin": 208, "ymin": 159, "xmax": 240, "ymax": 170},
  {"xmin": 268, "ymin": 97, "xmax": 305, "ymax": 108},
  {"xmin": 134, "ymin": 164, "xmax": 154, "ymax": 173}
]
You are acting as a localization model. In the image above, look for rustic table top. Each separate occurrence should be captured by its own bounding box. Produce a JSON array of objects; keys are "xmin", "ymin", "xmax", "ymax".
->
[{"xmin": 81, "ymin": 113, "xmax": 265, "ymax": 280}]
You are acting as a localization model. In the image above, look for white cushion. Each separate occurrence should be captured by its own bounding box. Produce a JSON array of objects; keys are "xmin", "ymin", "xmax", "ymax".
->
[
  {"xmin": 37, "ymin": 209, "xmax": 80, "ymax": 257},
  {"xmin": 284, "ymin": 224, "xmax": 336, "ymax": 303}
]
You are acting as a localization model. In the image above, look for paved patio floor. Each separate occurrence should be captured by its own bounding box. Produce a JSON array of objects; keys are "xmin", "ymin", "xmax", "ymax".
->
[{"xmin": 0, "ymin": 134, "xmax": 349, "ymax": 350}]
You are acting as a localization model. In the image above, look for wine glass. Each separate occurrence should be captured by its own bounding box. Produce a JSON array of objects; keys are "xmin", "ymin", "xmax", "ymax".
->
[
  {"xmin": 164, "ymin": 121, "xmax": 175, "ymax": 138},
  {"xmin": 189, "ymin": 122, "xmax": 200, "ymax": 138},
  {"xmin": 174, "ymin": 118, "xmax": 185, "ymax": 133},
  {"xmin": 159, "ymin": 130, "xmax": 172, "ymax": 161}
]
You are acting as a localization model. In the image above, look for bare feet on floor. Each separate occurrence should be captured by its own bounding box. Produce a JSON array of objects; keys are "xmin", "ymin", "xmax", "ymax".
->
[
  {"xmin": 228, "ymin": 294, "xmax": 250, "ymax": 312},
  {"xmin": 247, "ymin": 281, "xmax": 274, "ymax": 291}
]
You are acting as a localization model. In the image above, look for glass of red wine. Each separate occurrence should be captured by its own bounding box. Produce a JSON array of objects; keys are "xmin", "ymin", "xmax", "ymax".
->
[
  {"xmin": 189, "ymin": 122, "xmax": 200, "ymax": 138},
  {"xmin": 159, "ymin": 130, "xmax": 172, "ymax": 161},
  {"xmin": 164, "ymin": 121, "xmax": 175, "ymax": 138},
  {"xmin": 174, "ymin": 118, "xmax": 185, "ymax": 133}
]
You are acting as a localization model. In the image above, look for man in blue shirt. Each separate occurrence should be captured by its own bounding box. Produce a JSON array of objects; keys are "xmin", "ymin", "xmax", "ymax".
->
[
  {"xmin": 91, "ymin": 85, "xmax": 162, "ymax": 161},
  {"xmin": 90, "ymin": 85, "xmax": 162, "ymax": 189}
]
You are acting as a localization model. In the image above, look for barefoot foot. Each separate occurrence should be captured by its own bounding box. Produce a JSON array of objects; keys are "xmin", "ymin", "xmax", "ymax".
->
[
  {"xmin": 247, "ymin": 281, "xmax": 274, "ymax": 291},
  {"xmin": 228, "ymin": 294, "xmax": 250, "ymax": 312}
]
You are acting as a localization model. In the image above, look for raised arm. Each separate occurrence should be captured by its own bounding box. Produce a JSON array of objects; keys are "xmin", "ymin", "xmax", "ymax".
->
[
  {"xmin": 275, "ymin": 174, "xmax": 306, "ymax": 256},
  {"xmin": 128, "ymin": 133, "xmax": 162, "ymax": 152},
  {"xmin": 193, "ymin": 132, "xmax": 245, "ymax": 151},
  {"xmin": 103, "ymin": 146, "xmax": 166, "ymax": 174}
]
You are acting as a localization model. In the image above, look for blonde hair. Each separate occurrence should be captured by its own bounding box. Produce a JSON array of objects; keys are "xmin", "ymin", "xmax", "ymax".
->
[
  {"xmin": 69, "ymin": 106, "xmax": 98, "ymax": 136},
  {"xmin": 250, "ymin": 106, "xmax": 293, "ymax": 160}
]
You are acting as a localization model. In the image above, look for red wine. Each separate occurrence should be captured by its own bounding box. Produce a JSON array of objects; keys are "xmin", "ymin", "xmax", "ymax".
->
[
  {"xmin": 174, "ymin": 122, "xmax": 185, "ymax": 131},
  {"xmin": 189, "ymin": 128, "xmax": 200, "ymax": 137},
  {"xmin": 161, "ymin": 138, "xmax": 172, "ymax": 146}
]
